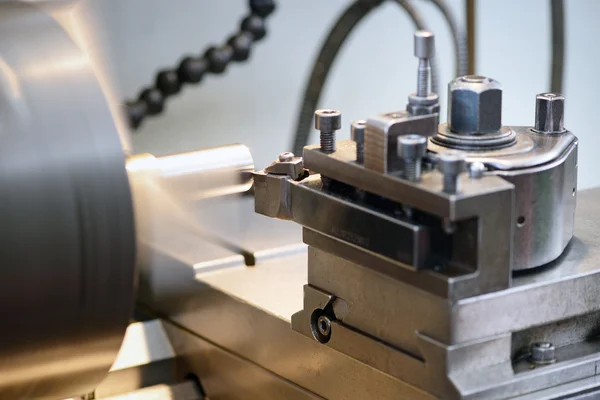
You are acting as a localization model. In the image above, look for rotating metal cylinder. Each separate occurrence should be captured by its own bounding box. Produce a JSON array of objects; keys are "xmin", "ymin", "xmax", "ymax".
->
[
  {"xmin": 0, "ymin": 4, "xmax": 136, "ymax": 399},
  {"xmin": 0, "ymin": 4, "xmax": 255, "ymax": 399}
]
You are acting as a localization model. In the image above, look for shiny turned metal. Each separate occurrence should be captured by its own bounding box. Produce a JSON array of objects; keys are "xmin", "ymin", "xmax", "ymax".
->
[{"xmin": 0, "ymin": 5, "xmax": 136, "ymax": 399}]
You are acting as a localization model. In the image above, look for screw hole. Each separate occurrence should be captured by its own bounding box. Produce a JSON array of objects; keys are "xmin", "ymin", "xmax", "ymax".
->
[
  {"xmin": 319, "ymin": 319, "xmax": 326, "ymax": 331},
  {"xmin": 517, "ymin": 216, "xmax": 526, "ymax": 227},
  {"xmin": 310, "ymin": 309, "xmax": 331, "ymax": 343},
  {"xmin": 573, "ymin": 187, "xmax": 576, "ymax": 196}
]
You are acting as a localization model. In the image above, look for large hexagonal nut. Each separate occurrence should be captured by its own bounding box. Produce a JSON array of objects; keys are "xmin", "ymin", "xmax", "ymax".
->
[{"xmin": 448, "ymin": 75, "xmax": 502, "ymax": 134}]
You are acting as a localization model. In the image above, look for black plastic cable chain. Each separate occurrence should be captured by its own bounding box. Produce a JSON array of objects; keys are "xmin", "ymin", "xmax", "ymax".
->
[{"xmin": 125, "ymin": 0, "xmax": 276, "ymax": 130}]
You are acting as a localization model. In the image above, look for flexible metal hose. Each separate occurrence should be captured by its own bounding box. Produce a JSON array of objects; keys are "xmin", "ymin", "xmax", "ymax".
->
[
  {"xmin": 550, "ymin": 0, "xmax": 565, "ymax": 93},
  {"xmin": 291, "ymin": 0, "xmax": 439, "ymax": 156},
  {"xmin": 426, "ymin": 0, "xmax": 468, "ymax": 77}
]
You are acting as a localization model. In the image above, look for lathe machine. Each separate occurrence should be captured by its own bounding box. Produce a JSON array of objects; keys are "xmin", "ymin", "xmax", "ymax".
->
[{"xmin": 1, "ymin": 1, "xmax": 598, "ymax": 399}]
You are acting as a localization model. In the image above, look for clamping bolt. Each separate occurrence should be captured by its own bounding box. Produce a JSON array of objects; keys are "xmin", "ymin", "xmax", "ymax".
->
[
  {"xmin": 351, "ymin": 120, "xmax": 366, "ymax": 164},
  {"xmin": 398, "ymin": 134, "xmax": 428, "ymax": 182},
  {"xmin": 437, "ymin": 151, "xmax": 466, "ymax": 194},
  {"xmin": 407, "ymin": 31, "xmax": 439, "ymax": 116},
  {"xmin": 414, "ymin": 30, "xmax": 435, "ymax": 97},
  {"xmin": 315, "ymin": 109, "xmax": 341, "ymax": 154}
]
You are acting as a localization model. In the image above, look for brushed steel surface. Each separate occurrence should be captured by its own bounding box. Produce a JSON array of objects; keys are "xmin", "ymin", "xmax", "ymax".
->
[
  {"xmin": 0, "ymin": 4, "xmax": 136, "ymax": 399},
  {"xmin": 143, "ymin": 188, "xmax": 600, "ymax": 399},
  {"xmin": 162, "ymin": 320, "xmax": 321, "ymax": 400},
  {"xmin": 151, "ymin": 144, "xmax": 254, "ymax": 201}
]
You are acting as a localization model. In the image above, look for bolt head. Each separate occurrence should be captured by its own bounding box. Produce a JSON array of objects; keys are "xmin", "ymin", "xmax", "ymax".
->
[
  {"xmin": 530, "ymin": 342, "xmax": 556, "ymax": 364},
  {"xmin": 468, "ymin": 162, "xmax": 486, "ymax": 179},
  {"xmin": 278, "ymin": 152, "xmax": 294, "ymax": 162},
  {"xmin": 351, "ymin": 120, "xmax": 366, "ymax": 143},
  {"xmin": 414, "ymin": 30, "xmax": 435, "ymax": 58},
  {"xmin": 398, "ymin": 134, "xmax": 428, "ymax": 160},
  {"xmin": 534, "ymin": 93, "xmax": 565, "ymax": 133},
  {"xmin": 316, "ymin": 315, "xmax": 331, "ymax": 336},
  {"xmin": 437, "ymin": 150, "xmax": 466, "ymax": 175},
  {"xmin": 315, "ymin": 109, "xmax": 341, "ymax": 131},
  {"xmin": 448, "ymin": 75, "xmax": 502, "ymax": 134}
]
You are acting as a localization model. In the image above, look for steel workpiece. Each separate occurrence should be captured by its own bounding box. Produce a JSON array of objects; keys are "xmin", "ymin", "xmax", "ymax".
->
[
  {"xmin": 0, "ymin": 5, "xmax": 258, "ymax": 399},
  {"xmin": 0, "ymin": 5, "xmax": 136, "ymax": 399}
]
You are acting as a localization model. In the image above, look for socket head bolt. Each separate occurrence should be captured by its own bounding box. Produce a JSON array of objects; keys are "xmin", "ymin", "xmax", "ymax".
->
[
  {"xmin": 407, "ymin": 30, "xmax": 439, "ymax": 116},
  {"xmin": 534, "ymin": 93, "xmax": 566, "ymax": 134},
  {"xmin": 315, "ymin": 109, "xmax": 341, "ymax": 154},
  {"xmin": 398, "ymin": 134, "xmax": 427, "ymax": 182},
  {"xmin": 530, "ymin": 342, "xmax": 556, "ymax": 365},
  {"xmin": 448, "ymin": 75, "xmax": 502, "ymax": 134},
  {"xmin": 437, "ymin": 151, "xmax": 466, "ymax": 194},
  {"xmin": 351, "ymin": 120, "xmax": 366, "ymax": 164}
]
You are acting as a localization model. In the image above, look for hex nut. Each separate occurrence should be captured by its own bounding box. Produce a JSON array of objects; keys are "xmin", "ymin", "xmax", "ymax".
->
[
  {"xmin": 534, "ymin": 93, "xmax": 565, "ymax": 133},
  {"xmin": 448, "ymin": 75, "xmax": 502, "ymax": 134},
  {"xmin": 407, "ymin": 101, "xmax": 440, "ymax": 116},
  {"xmin": 530, "ymin": 342, "xmax": 556, "ymax": 365}
]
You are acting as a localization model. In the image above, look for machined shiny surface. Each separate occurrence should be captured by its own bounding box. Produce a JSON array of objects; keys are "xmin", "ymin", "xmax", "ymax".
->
[
  {"xmin": 0, "ymin": 4, "xmax": 136, "ymax": 399},
  {"xmin": 152, "ymin": 144, "xmax": 253, "ymax": 200},
  {"xmin": 494, "ymin": 140, "xmax": 577, "ymax": 270},
  {"xmin": 431, "ymin": 125, "xmax": 578, "ymax": 270}
]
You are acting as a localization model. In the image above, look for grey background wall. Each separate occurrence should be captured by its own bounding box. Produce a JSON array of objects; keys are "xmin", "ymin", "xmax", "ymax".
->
[{"xmin": 78, "ymin": 0, "xmax": 599, "ymax": 188}]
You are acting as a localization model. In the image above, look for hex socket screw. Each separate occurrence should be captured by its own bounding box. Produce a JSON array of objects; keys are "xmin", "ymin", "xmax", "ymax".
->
[
  {"xmin": 398, "ymin": 134, "xmax": 428, "ymax": 182},
  {"xmin": 315, "ymin": 109, "xmax": 341, "ymax": 154},
  {"xmin": 351, "ymin": 120, "xmax": 366, "ymax": 164},
  {"xmin": 534, "ymin": 93, "xmax": 565, "ymax": 134},
  {"xmin": 437, "ymin": 151, "xmax": 466, "ymax": 194},
  {"xmin": 414, "ymin": 30, "xmax": 435, "ymax": 97}
]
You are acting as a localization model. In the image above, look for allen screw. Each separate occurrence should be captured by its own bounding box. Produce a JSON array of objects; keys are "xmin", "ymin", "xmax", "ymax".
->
[
  {"xmin": 351, "ymin": 120, "xmax": 366, "ymax": 164},
  {"xmin": 398, "ymin": 134, "xmax": 428, "ymax": 181},
  {"xmin": 315, "ymin": 109, "xmax": 341, "ymax": 154},
  {"xmin": 437, "ymin": 151, "xmax": 466, "ymax": 194}
]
